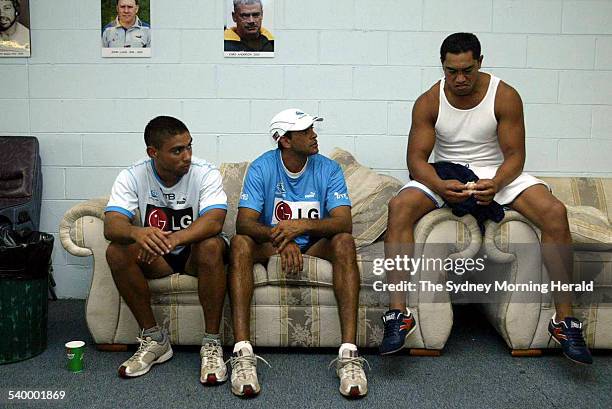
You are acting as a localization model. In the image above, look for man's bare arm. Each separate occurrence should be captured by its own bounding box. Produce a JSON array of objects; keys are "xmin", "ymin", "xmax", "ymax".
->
[
  {"xmin": 169, "ymin": 208, "xmax": 226, "ymax": 248},
  {"xmin": 493, "ymin": 82, "xmax": 526, "ymax": 189},
  {"xmin": 236, "ymin": 207, "xmax": 273, "ymax": 243},
  {"xmin": 104, "ymin": 211, "xmax": 171, "ymax": 256},
  {"xmin": 474, "ymin": 83, "xmax": 526, "ymax": 205},
  {"xmin": 407, "ymin": 92, "xmax": 438, "ymax": 186},
  {"xmin": 408, "ymin": 89, "xmax": 469, "ymax": 203}
]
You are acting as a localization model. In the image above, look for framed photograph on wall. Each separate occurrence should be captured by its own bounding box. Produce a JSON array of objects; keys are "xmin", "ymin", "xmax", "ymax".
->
[
  {"xmin": 224, "ymin": 0, "xmax": 274, "ymax": 58},
  {"xmin": 0, "ymin": 0, "xmax": 31, "ymax": 57},
  {"xmin": 101, "ymin": 0, "xmax": 151, "ymax": 58}
]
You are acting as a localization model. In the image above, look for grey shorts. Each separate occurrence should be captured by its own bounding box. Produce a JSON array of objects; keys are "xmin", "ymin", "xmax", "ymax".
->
[{"xmin": 399, "ymin": 165, "xmax": 549, "ymax": 207}]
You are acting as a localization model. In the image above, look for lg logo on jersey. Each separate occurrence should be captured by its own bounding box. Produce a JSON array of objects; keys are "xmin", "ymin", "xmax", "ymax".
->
[
  {"xmin": 145, "ymin": 205, "xmax": 193, "ymax": 231},
  {"xmin": 272, "ymin": 199, "xmax": 320, "ymax": 225}
]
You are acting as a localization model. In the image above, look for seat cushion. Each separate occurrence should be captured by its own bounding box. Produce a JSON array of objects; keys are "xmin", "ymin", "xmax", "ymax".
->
[{"xmin": 253, "ymin": 241, "xmax": 386, "ymax": 288}]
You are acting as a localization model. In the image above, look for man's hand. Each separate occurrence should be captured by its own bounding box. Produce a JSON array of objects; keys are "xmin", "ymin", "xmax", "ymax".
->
[
  {"xmin": 437, "ymin": 179, "xmax": 470, "ymax": 204},
  {"xmin": 473, "ymin": 179, "xmax": 499, "ymax": 206},
  {"xmin": 279, "ymin": 241, "xmax": 303, "ymax": 274},
  {"xmin": 137, "ymin": 248, "xmax": 159, "ymax": 264},
  {"xmin": 137, "ymin": 232, "xmax": 181, "ymax": 264},
  {"xmin": 271, "ymin": 220, "xmax": 304, "ymax": 251},
  {"xmin": 131, "ymin": 227, "xmax": 172, "ymax": 262}
]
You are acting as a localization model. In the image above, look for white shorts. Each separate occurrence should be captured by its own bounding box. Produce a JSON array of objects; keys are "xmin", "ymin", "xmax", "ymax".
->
[{"xmin": 399, "ymin": 165, "xmax": 548, "ymax": 208}]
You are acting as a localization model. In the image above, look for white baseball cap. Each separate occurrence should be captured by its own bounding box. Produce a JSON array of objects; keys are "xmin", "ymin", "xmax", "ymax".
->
[{"xmin": 269, "ymin": 108, "xmax": 323, "ymax": 140}]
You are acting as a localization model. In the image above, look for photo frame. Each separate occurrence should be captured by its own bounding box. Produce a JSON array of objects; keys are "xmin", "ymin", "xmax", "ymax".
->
[
  {"xmin": 224, "ymin": 0, "xmax": 274, "ymax": 58},
  {"xmin": 0, "ymin": 0, "xmax": 31, "ymax": 57},
  {"xmin": 101, "ymin": 0, "xmax": 151, "ymax": 58}
]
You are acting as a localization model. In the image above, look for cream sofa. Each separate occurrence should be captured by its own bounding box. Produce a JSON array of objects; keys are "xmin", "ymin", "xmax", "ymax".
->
[
  {"xmin": 480, "ymin": 177, "xmax": 612, "ymax": 355},
  {"xmin": 59, "ymin": 149, "xmax": 481, "ymax": 353}
]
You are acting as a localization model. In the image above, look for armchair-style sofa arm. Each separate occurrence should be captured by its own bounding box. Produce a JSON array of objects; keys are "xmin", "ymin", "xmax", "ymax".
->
[
  {"xmin": 59, "ymin": 197, "xmax": 127, "ymax": 346},
  {"xmin": 59, "ymin": 197, "xmax": 108, "ymax": 257},
  {"xmin": 482, "ymin": 211, "xmax": 538, "ymax": 264},
  {"xmin": 415, "ymin": 208, "xmax": 482, "ymax": 259},
  {"xmin": 408, "ymin": 208, "xmax": 482, "ymax": 350},
  {"xmin": 479, "ymin": 192, "xmax": 612, "ymax": 353}
]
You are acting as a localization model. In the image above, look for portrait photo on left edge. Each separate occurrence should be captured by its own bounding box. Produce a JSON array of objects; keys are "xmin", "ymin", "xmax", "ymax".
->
[{"xmin": 0, "ymin": 0, "xmax": 31, "ymax": 57}]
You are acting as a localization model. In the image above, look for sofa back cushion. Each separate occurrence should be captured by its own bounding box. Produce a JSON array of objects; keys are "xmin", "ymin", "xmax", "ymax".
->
[
  {"xmin": 539, "ymin": 177, "xmax": 611, "ymax": 249},
  {"xmin": 330, "ymin": 148, "xmax": 403, "ymax": 249},
  {"xmin": 541, "ymin": 177, "xmax": 611, "ymax": 222}
]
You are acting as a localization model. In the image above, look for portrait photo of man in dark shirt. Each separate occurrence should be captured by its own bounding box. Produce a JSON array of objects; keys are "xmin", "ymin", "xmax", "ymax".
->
[{"xmin": 224, "ymin": 0, "xmax": 274, "ymax": 57}]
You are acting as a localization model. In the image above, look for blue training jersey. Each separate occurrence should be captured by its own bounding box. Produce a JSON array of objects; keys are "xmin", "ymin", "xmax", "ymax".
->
[{"xmin": 238, "ymin": 149, "xmax": 351, "ymax": 250}]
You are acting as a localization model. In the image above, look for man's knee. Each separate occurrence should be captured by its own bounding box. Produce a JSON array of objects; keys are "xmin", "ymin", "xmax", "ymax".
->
[
  {"xmin": 106, "ymin": 242, "xmax": 135, "ymax": 268},
  {"xmin": 192, "ymin": 236, "xmax": 225, "ymax": 268},
  {"xmin": 330, "ymin": 232, "xmax": 356, "ymax": 258},
  {"xmin": 388, "ymin": 189, "xmax": 431, "ymax": 225},
  {"xmin": 229, "ymin": 234, "xmax": 255, "ymax": 262},
  {"xmin": 541, "ymin": 199, "xmax": 569, "ymax": 233}
]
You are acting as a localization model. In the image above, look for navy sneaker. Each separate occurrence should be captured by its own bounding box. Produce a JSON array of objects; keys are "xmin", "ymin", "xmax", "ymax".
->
[
  {"xmin": 379, "ymin": 308, "xmax": 417, "ymax": 355},
  {"xmin": 548, "ymin": 316, "xmax": 593, "ymax": 365}
]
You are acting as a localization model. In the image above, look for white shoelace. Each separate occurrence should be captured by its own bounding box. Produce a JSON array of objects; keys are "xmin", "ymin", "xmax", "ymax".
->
[
  {"xmin": 127, "ymin": 336, "xmax": 157, "ymax": 363},
  {"xmin": 201, "ymin": 343, "xmax": 223, "ymax": 371},
  {"xmin": 328, "ymin": 355, "xmax": 371, "ymax": 380},
  {"xmin": 226, "ymin": 354, "xmax": 272, "ymax": 380}
]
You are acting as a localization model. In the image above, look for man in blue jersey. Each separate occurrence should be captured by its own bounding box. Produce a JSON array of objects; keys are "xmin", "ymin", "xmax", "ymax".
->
[
  {"xmin": 228, "ymin": 109, "xmax": 368, "ymax": 398},
  {"xmin": 104, "ymin": 116, "xmax": 230, "ymax": 383}
]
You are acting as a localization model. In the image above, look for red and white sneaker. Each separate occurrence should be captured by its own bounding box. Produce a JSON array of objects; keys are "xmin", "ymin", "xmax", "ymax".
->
[{"xmin": 200, "ymin": 342, "xmax": 228, "ymax": 385}]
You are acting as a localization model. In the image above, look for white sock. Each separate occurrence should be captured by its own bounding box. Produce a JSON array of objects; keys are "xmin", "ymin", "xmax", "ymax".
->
[
  {"xmin": 339, "ymin": 342, "xmax": 357, "ymax": 357},
  {"xmin": 552, "ymin": 314, "xmax": 561, "ymax": 325},
  {"xmin": 233, "ymin": 340, "xmax": 253, "ymax": 354}
]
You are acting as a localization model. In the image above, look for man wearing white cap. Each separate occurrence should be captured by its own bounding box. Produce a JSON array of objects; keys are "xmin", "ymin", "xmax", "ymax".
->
[{"xmin": 227, "ymin": 109, "xmax": 368, "ymax": 398}]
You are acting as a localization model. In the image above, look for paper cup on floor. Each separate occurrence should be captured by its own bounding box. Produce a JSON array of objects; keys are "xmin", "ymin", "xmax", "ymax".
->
[{"xmin": 65, "ymin": 341, "xmax": 85, "ymax": 372}]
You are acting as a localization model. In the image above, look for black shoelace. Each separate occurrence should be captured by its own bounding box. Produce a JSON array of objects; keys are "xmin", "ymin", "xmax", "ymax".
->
[
  {"xmin": 383, "ymin": 317, "xmax": 400, "ymax": 337},
  {"xmin": 565, "ymin": 327, "xmax": 587, "ymax": 347}
]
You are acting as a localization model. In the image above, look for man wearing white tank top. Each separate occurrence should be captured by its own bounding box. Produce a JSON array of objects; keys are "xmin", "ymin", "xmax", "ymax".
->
[{"xmin": 379, "ymin": 33, "xmax": 592, "ymax": 365}]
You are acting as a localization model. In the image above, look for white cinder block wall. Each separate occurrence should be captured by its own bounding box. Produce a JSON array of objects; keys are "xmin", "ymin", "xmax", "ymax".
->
[{"xmin": 1, "ymin": 0, "xmax": 611, "ymax": 298}]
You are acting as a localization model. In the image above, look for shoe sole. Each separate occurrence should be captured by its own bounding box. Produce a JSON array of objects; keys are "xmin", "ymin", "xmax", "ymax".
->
[
  {"xmin": 200, "ymin": 372, "xmax": 228, "ymax": 385},
  {"xmin": 231, "ymin": 384, "xmax": 260, "ymax": 398},
  {"xmin": 340, "ymin": 385, "xmax": 367, "ymax": 399},
  {"xmin": 380, "ymin": 323, "xmax": 418, "ymax": 356},
  {"xmin": 548, "ymin": 332, "xmax": 592, "ymax": 365},
  {"xmin": 118, "ymin": 347, "xmax": 174, "ymax": 378}
]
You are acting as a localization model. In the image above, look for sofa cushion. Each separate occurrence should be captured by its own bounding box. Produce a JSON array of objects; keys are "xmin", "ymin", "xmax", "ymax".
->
[
  {"xmin": 329, "ymin": 148, "xmax": 403, "ymax": 249},
  {"xmin": 540, "ymin": 177, "xmax": 612, "ymax": 222},
  {"xmin": 253, "ymin": 241, "xmax": 386, "ymax": 288},
  {"xmin": 566, "ymin": 205, "xmax": 612, "ymax": 251}
]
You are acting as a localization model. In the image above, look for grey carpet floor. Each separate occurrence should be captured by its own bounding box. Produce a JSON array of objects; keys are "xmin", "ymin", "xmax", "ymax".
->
[{"xmin": 1, "ymin": 300, "xmax": 610, "ymax": 409}]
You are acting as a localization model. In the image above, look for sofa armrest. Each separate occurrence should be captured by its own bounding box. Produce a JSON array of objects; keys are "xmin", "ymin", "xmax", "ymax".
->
[
  {"xmin": 483, "ymin": 211, "xmax": 538, "ymax": 264},
  {"xmin": 414, "ymin": 208, "xmax": 482, "ymax": 260},
  {"xmin": 59, "ymin": 197, "xmax": 108, "ymax": 257}
]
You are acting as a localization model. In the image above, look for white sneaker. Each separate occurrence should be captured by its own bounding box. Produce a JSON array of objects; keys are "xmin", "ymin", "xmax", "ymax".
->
[
  {"xmin": 228, "ymin": 343, "xmax": 271, "ymax": 397},
  {"xmin": 118, "ymin": 330, "xmax": 173, "ymax": 378},
  {"xmin": 329, "ymin": 349, "xmax": 370, "ymax": 398},
  {"xmin": 200, "ymin": 341, "xmax": 228, "ymax": 385}
]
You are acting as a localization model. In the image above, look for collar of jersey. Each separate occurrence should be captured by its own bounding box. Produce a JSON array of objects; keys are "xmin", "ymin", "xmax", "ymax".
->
[
  {"xmin": 279, "ymin": 150, "xmax": 309, "ymax": 180},
  {"xmin": 150, "ymin": 159, "xmax": 182, "ymax": 188}
]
